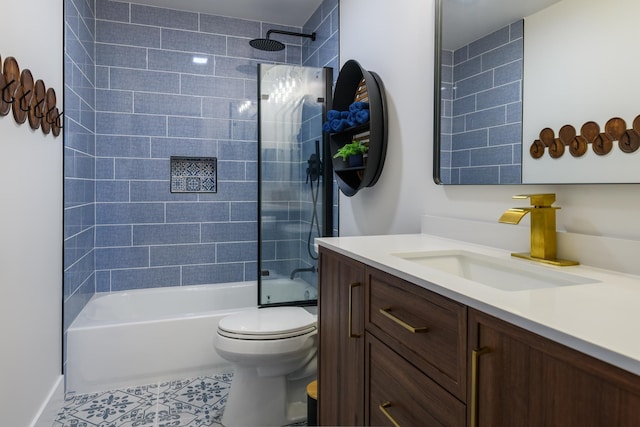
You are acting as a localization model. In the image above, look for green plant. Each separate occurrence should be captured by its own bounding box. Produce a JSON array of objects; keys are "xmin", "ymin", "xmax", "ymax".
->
[{"xmin": 333, "ymin": 140, "xmax": 368, "ymax": 161}]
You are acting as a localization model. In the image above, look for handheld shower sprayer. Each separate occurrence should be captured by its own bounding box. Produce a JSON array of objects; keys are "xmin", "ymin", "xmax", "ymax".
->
[
  {"xmin": 307, "ymin": 140, "xmax": 323, "ymax": 183},
  {"xmin": 305, "ymin": 141, "xmax": 323, "ymax": 261}
]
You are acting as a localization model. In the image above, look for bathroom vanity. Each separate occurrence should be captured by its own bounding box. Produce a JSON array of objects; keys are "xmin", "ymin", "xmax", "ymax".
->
[{"xmin": 316, "ymin": 235, "xmax": 640, "ymax": 426}]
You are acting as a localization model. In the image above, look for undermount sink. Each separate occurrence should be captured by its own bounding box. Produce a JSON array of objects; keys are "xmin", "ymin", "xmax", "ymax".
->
[{"xmin": 392, "ymin": 250, "xmax": 598, "ymax": 291}]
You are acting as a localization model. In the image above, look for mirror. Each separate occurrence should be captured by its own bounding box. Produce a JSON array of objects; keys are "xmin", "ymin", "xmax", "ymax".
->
[{"xmin": 434, "ymin": 0, "xmax": 640, "ymax": 185}]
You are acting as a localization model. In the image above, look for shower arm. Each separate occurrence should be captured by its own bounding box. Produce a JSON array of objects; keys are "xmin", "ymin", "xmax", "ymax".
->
[{"xmin": 266, "ymin": 29, "xmax": 316, "ymax": 42}]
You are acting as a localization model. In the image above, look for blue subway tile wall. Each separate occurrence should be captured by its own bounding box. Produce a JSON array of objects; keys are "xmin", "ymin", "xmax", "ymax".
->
[
  {"xmin": 440, "ymin": 20, "xmax": 523, "ymax": 184},
  {"xmin": 130, "ymin": 3, "xmax": 199, "ymax": 30},
  {"xmin": 92, "ymin": 0, "xmax": 320, "ymax": 292},
  {"xmin": 64, "ymin": 0, "xmax": 97, "ymax": 372},
  {"xmin": 161, "ymin": 29, "xmax": 227, "ymax": 55},
  {"xmin": 96, "ymin": 0, "xmax": 260, "ymax": 291},
  {"xmin": 304, "ymin": 0, "xmax": 340, "ymax": 239}
]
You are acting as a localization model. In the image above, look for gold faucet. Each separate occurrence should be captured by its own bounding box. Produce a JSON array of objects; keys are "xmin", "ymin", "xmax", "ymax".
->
[{"xmin": 499, "ymin": 194, "xmax": 578, "ymax": 266}]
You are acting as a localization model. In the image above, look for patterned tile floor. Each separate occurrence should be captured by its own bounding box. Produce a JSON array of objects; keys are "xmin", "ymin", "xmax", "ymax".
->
[{"xmin": 53, "ymin": 373, "xmax": 232, "ymax": 427}]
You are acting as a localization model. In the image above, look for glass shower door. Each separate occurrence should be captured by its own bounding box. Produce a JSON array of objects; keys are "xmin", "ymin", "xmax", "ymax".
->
[{"xmin": 258, "ymin": 64, "xmax": 333, "ymax": 306}]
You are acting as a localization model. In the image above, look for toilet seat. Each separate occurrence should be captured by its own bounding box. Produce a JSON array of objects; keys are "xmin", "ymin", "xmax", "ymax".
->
[{"xmin": 217, "ymin": 306, "xmax": 317, "ymax": 340}]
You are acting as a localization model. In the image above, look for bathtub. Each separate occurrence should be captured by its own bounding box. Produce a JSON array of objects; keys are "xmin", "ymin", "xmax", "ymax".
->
[
  {"xmin": 66, "ymin": 281, "xmax": 257, "ymax": 394},
  {"xmin": 66, "ymin": 278, "xmax": 319, "ymax": 394},
  {"xmin": 261, "ymin": 276, "xmax": 318, "ymax": 304}
]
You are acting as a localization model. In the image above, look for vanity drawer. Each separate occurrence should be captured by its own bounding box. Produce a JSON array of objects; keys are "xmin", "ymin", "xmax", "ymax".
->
[
  {"xmin": 366, "ymin": 266, "xmax": 467, "ymax": 400},
  {"xmin": 366, "ymin": 332, "xmax": 466, "ymax": 426}
]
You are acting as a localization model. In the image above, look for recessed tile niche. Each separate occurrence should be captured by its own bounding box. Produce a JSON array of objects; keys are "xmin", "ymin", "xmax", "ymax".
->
[{"xmin": 170, "ymin": 156, "xmax": 217, "ymax": 193}]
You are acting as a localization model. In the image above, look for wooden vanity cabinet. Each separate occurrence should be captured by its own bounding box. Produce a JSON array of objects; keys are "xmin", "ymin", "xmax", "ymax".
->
[
  {"xmin": 318, "ymin": 247, "xmax": 640, "ymax": 427},
  {"xmin": 317, "ymin": 248, "xmax": 366, "ymax": 426},
  {"xmin": 318, "ymin": 247, "xmax": 466, "ymax": 426},
  {"xmin": 469, "ymin": 309, "xmax": 640, "ymax": 427}
]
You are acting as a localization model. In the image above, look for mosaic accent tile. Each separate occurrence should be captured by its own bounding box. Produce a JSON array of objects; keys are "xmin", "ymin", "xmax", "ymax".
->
[
  {"xmin": 201, "ymin": 178, "xmax": 216, "ymax": 191},
  {"xmin": 170, "ymin": 157, "xmax": 217, "ymax": 193},
  {"xmin": 171, "ymin": 177, "xmax": 186, "ymax": 192}
]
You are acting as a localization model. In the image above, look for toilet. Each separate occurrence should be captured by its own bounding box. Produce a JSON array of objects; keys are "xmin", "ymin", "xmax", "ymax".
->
[{"xmin": 214, "ymin": 306, "xmax": 318, "ymax": 427}]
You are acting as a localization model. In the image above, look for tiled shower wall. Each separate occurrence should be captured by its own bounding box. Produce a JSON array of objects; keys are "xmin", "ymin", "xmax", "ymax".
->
[
  {"xmin": 63, "ymin": 0, "xmax": 339, "ymax": 332},
  {"xmin": 304, "ymin": 0, "xmax": 340, "ymax": 240},
  {"xmin": 440, "ymin": 20, "xmax": 523, "ymax": 184},
  {"xmin": 64, "ymin": 0, "xmax": 97, "ymax": 334},
  {"xmin": 92, "ymin": 0, "xmax": 338, "ymax": 292},
  {"xmin": 94, "ymin": 0, "xmax": 258, "ymax": 291}
]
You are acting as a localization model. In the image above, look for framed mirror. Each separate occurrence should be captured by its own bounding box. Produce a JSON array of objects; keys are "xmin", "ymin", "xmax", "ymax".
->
[{"xmin": 434, "ymin": 0, "xmax": 640, "ymax": 185}]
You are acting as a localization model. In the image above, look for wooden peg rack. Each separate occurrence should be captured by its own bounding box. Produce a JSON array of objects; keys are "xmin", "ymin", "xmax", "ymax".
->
[
  {"xmin": 1, "ymin": 53, "xmax": 62, "ymax": 137},
  {"xmin": 530, "ymin": 115, "xmax": 640, "ymax": 159}
]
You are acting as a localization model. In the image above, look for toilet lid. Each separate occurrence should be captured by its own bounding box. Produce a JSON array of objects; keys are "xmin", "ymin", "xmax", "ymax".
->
[{"xmin": 218, "ymin": 307, "xmax": 317, "ymax": 339}]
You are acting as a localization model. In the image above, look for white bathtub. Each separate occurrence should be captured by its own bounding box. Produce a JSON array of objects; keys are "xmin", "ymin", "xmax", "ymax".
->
[
  {"xmin": 66, "ymin": 281, "xmax": 257, "ymax": 394},
  {"xmin": 261, "ymin": 276, "xmax": 318, "ymax": 304},
  {"xmin": 66, "ymin": 278, "xmax": 318, "ymax": 394}
]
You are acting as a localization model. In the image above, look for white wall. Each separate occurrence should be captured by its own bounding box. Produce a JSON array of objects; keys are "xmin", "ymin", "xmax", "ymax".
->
[
  {"xmin": 0, "ymin": 0, "xmax": 63, "ymax": 424},
  {"xmin": 339, "ymin": 0, "xmax": 434, "ymax": 235},
  {"xmin": 523, "ymin": 0, "xmax": 640, "ymax": 183},
  {"xmin": 339, "ymin": 0, "xmax": 640, "ymax": 247}
]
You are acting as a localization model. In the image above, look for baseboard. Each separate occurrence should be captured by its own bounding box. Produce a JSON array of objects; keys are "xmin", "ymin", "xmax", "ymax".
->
[{"xmin": 30, "ymin": 375, "xmax": 64, "ymax": 427}]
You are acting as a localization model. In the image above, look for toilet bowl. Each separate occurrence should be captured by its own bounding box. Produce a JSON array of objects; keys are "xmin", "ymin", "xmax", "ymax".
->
[{"xmin": 214, "ymin": 306, "xmax": 318, "ymax": 427}]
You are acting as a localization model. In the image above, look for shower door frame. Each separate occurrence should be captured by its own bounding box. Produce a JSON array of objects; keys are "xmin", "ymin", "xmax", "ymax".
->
[{"xmin": 257, "ymin": 64, "xmax": 334, "ymax": 308}]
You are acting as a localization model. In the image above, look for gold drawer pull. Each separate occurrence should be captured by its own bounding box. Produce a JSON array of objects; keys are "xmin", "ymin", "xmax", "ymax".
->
[
  {"xmin": 379, "ymin": 307, "xmax": 429, "ymax": 333},
  {"xmin": 471, "ymin": 346, "xmax": 491, "ymax": 427},
  {"xmin": 349, "ymin": 282, "xmax": 362, "ymax": 338},
  {"xmin": 379, "ymin": 401, "xmax": 401, "ymax": 427}
]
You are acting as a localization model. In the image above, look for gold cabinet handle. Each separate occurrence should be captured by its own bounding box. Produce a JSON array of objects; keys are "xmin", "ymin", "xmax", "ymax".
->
[
  {"xmin": 379, "ymin": 307, "xmax": 428, "ymax": 333},
  {"xmin": 379, "ymin": 401, "xmax": 401, "ymax": 427},
  {"xmin": 348, "ymin": 282, "xmax": 362, "ymax": 338},
  {"xmin": 471, "ymin": 347, "xmax": 491, "ymax": 427}
]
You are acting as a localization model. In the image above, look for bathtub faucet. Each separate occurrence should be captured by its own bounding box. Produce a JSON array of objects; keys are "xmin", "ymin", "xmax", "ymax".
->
[{"xmin": 290, "ymin": 266, "xmax": 316, "ymax": 280}]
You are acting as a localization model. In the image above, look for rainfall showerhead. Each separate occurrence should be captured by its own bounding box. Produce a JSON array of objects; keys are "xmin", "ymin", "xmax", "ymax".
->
[
  {"xmin": 250, "ymin": 37, "xmax": 285, "ymax": 51},
  {"xmin": 249, "ymin": 29, "xmax": 316, "ymax": 52}
]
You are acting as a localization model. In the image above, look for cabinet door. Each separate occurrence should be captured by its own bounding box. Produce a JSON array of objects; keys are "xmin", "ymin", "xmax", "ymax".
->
[
  {"xmin": 469, "ymin": 309, "xmax": 640, "ymax": 427},
  {"xmin": 318, "ymin": 248, "xmax": 365, "ymax": 426}
]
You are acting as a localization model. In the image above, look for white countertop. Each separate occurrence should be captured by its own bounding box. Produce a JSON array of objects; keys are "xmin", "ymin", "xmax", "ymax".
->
[{"xmin": 316, "ymin": 233, "xmax": 640, "ymax": 376}]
